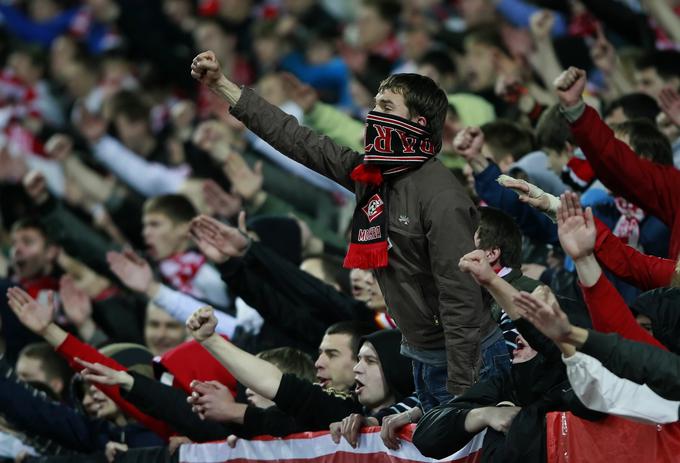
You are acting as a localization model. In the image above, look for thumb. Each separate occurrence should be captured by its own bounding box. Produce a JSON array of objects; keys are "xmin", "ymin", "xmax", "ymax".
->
[
  {"xmin": 237, "ymin": 210, "xmax": 247, "ymax": 233},
  {"xmin": 254, "ymin": 161, "xmax": 263, "ymax": 177},
  {"xmin": 47, "ymin": 290, "xmax": 55, "ymax": 312}
]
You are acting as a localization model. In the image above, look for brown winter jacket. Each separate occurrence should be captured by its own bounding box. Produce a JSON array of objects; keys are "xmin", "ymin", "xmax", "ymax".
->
[{"xmin": 230, "ymin": 88, "xmax": 492, "ymax": 395}]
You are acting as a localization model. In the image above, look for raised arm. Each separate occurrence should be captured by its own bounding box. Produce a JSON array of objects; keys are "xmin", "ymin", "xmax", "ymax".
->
[
  {"xmin": 557, "ymin": 192, "xmax": 666, "ymax": 349},
  {"xmin": 191, "ymin": 51, "xmax": 360, "ymax": 191},
  {"xmin": 554, "ymin": 67, "xmax": 680, "ymax": 225},
  {"xmin": 186, "ymin": 307, "xmax": 283, "ymax": 400}
]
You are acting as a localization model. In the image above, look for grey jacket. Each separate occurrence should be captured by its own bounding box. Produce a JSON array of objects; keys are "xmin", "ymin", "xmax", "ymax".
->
[{"xmin": 231, "ymin": 88, "xmax": 490, "ymax": 395}]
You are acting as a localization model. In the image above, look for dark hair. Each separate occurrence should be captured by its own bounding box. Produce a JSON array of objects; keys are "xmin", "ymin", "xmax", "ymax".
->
[
  {"xmin": 19, "ymin": 342, "xmax": 73, "ymax": 395},
  {"xmin": 634, "ymin": 50, "xmax": 680, "ymax": 81},
  {"xmin": 325, "ymin": 321, "xmax": 376, "ymax": 357},
  {"xmin": 476, "ymin": 207, "xmax": 522, "ymax": 268},
  {"xmin": 258, "ymin": 347, "xmax": 315, "ymax": 382},
  {"xmin": 481, "ymin": 120, "xmax": 534, "ymax": 162},
  {"xmin": 463, "ymin": 25, "xmax": 512, "ymax": 58},
  {"xmin": 362, "ymin": 0, "xmax": 402, "ymax": 27},
  {"xmin": 417, "ymin": 49, "xmax": 457, "ymax": 77},
  {"xmin": 109, "ymin": 90, "xmax": 151, "ymax": 124},
  {"xmin": 536, "ymin": 104, "xmax": 574, "ymax": 152},
  {"xmin": 10, "ymin": 218, "xmax": 53, "ymax": 245},
  {"xmin": 612, "ymin": 119, "xmax": 673, "ymax": 166},
  {"xmin": 378, "ymin": 73, "xmax": 449, "ymax": 152},
  {"xmin": 143, "ymin": 194, "xmax": 197, "ymax": 224},
  {"xmin": 604, "ymin": 93, "xmax": 660, "ymax": 123}
]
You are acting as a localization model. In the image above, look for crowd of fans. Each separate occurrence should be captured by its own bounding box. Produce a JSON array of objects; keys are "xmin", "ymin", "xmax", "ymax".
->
[{"xmin": 0, "ymin": 0, "xmax": 679, "ymax": 461}]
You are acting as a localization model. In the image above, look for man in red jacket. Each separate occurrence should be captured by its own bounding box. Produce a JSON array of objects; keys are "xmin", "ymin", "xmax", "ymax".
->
[{"xmin": 554, "ymin": 66, "xmax": 680, "ymax": 260}]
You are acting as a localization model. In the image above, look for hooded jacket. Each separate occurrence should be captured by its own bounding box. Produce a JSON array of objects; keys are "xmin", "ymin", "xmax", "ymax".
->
[
  {"xmin": 630, "ymin": 288, "xmax": 680, "ymax": 354},
  {"xmin": 360, "ymin": 330, "xmax": 414, "ymax": 403}
]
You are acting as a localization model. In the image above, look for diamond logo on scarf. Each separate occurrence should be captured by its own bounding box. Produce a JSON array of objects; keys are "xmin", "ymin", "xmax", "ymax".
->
[{"xmin": 362, "ymin": 194, "xmax": 384, "ymax": 222}]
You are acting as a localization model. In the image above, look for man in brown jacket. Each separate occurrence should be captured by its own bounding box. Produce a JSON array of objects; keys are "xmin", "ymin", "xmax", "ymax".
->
[{"xmin": 190, "ymin": 51, "xmax": 499, "ymax": 410}]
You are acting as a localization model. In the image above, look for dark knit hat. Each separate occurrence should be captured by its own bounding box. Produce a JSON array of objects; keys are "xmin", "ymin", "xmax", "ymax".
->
[
  {"xmin": 247, "ymin": 216, "xmax": 302, "ymax": 266},
  {"xmin": 631, "ymin": 288, "xmax": 680, "ymax": 354},
  {"xmin": 360, "ymin": 330, "xmax": 413, "ymax": 402}
]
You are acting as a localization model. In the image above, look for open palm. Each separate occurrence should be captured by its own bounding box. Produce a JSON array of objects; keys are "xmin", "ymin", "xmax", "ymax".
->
[
  {"xmin": 513, "ymin": 291, "xmax": 572, "ymax": 342},
  {"xmin": 190, "ymin": 214, "xmax": 249, "ymax": 264},
  {"xmin": 557, "ymin": 193, "xmax": 595, "ymax": 260},
  {"xmin": 107, "ymin": 250, "xmax": 153, "ymax": 293},
  {"xmin": 7, "ymin": 287, "xmax": 54, "ymax": 335}
]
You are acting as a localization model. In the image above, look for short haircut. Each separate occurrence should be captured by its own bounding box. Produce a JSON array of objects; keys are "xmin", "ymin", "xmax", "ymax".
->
[
  {"xmin": 109, "ymin": 90, "xmax": 151, "ymax": 123},
  {"xmin": 417, "ymin": 49, "xmax": 457, "ymax": 77},
  {"xmin": 634, "ymin": 50, "xmax": 680, "ymax": 81},
  {"xmin": 481, "ymin": 120, "xmax": 534, "ymax": 162},
  {"xmin": 10, "ymin": 218, "xmax": 53, "ymax": 245},
  {"xmin": 257, "ymin": 347, "xmax": 315, "ymax": 382},
  {"xmin": 143, "ymin": 194, "xmax": 197, "ymax": 224},
  {"xmin": 362, "ymin": 0, "xmax": 402, "ymax": 27},
  {"xmin": 325, "ymin": 321, "xmax": 377, "ymax": 357},
  {"xmin": 378, "ymin": 73, "xmax": 449, "ymax": 152},
  {"xmin": 604, "ymin": 93, "xmax": 660, "ymax": 123},
  {"xmin": 476, "ymin": 207, "xmax": 522, "ymax": 268},
  {"xmin": 19, "ymin": 342, "xmax": 72, "ymax": 388},
  {"xmin": 612, "ymin": 119, "xmax": 673, "ymax": 166},
  {"xmin": 463, "ymin": 25, "xmax": 512, "ymax": 58},
  {"xmin": 536, "ymin": 104, "xmax": 574, "ymax": 152}
]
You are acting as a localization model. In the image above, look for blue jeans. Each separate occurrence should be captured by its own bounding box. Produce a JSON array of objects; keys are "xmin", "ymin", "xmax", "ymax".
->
[
  {"xmin": 479, "ymin": 328, "xmax": 512, "ymax": 381},
  {"xmin": 412, "ymin": 360, "xmax": 453, "ymax": 412}
]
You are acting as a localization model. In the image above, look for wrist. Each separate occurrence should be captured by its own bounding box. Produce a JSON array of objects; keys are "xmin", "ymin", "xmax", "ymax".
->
[
  {"xmin": 43, "ymin": 323, "xmax": 68, "ymax": 347},
  {"xmin": 201, "ymin": 332, "xmax": 221, "ymax": 347},
  {"xmin": 146, "ymin": 281, "xmax": 161, "ymax": 299},
  {"xmin": 119, "ymin": 372, "xmax": 134, "ymax": 391},
  {"xmin": 213, "ymin": 76, "xmax": 242, "ymax": 106}
]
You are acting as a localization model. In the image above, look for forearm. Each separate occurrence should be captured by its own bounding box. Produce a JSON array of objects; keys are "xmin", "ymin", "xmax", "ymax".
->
[
  {"xmin": 486, "ymin": 275, "xmax": 522, "ymax": 320},
  {"xmin": 210, "ymin": 75, "xmax": 243, "ymax": 106},
  {"xmin": 201, "ymin": 334, "xmax": 283, "ymax": 399},
  {"xmin": 63, "ymin": 156, "xmax": 114, "ymax": 204},
  {"xmin": 573, "ymin": 254, "xmax": 601, "ymax": 288},
  {"xmin": 645, "ymin": 0, "xmax": 680, "ymax": 42},
  {"xmin": 463, "ymin": 407, "xmax": 489, "ymax": 433},
  {"xmin": 42, "ymin": 324, "xmax": 68, "ymax": 349}
]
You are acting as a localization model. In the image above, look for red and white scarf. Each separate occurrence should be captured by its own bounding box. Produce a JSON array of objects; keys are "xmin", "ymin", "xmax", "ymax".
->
[
  {"xmin": 612, "ymin": 197, "xmax": 645, "ymax": 249},
  {"xmin": 158, "ymin": 251, "xmax": 207, "ymax": 298}
]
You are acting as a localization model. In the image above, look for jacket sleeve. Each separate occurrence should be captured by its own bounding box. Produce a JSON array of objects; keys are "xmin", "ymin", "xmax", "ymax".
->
[
  {"xmin": 579, "ymin": 273, "xmax": 668, "ymax": 350},
  {"xmin": 570, "ymin": 106, "xmax": 680, "ymax": 228},
  {"xmin": 230, "ymin": 88, "xmax": 361, "ymax": 192},
  {"xmin": 241, "ymin": 406, "xmax": 303, "ymax": 438},
  {"xmin": 413, "ymin": 375, "xmax": 506, "ymax": 459},
  {"xmin": 424, "ymin": 189, "xmax": 484, "ymax": 395},
  {"xmin": 55, "ymin": 334, "xmax": 174, "ymax": 439},
  {"xmin": 563, "ymin": 352, "xmax": 680, "ymax": 424},
  {"xmin": 475, "ymin": 163, "xmax": 559, "ymax": 245},
  {"xmin": 593, "ymin": 217, "xmax": 674, "ymax": 291},
  {"xmin": 273, "ymin": 374, "xmax": 363, "ymax": 430},
  {"xmin": 580, "ymin": 330, "xmax": 680, "ymax": 401},
  {"xmin": 0, "ymin": 356, "xmax": 101, "ymax": 453},
  {"xmin": 120, "ymin": 372, "xmax": 234, "ymax": 442},
  {"xmin": 219, "ymin": 243, "xmax": 372, "ymax": 348}
]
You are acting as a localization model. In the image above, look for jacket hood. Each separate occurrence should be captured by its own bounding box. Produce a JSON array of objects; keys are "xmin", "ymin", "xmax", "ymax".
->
[
  {"xmin": 153, "ymin": 337, "xmax": 238, "ymax": 395},
  {"xmin": 360, "ymin": 329, "xmax": 413, "ymax": 402},
  {"xmin": 631, "ymin": 288, "xmax": 680, "ymax": 354}
]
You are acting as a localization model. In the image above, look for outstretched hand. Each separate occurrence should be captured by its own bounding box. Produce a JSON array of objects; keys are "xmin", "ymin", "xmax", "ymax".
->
[
  {"xmin": 107, "ymin": 250, "xmax": 154, "ymax": 294},
  {"xmin": 186, "ymin": 306, "xmax": 218, "ymax": 342},
  {"xmin": 497, "ymin": 175, "xmax": 557, "ymax": 214},
  {"xmin": 512, "ymin": 291, "xmax": 572, "ymax": 342},
  {"xmin": 556, "ymin": 192, "xmax": 595, "ymax": 260},
  {"xmin": 189, "ymin": 213, "xmax": 249, "ymax": 264},
  {"xmin": 76, "ymin": 358, "xmax": 134, "ymax": 391},
  {"xmin": 6, "ymin": 287, "xmax": 55, "ymax": 336}
]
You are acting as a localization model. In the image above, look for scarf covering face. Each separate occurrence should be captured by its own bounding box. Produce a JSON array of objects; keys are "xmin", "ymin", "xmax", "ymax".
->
[{"xmin": 343, "ymin": 111, "xmax": 435, "ymax": 269}]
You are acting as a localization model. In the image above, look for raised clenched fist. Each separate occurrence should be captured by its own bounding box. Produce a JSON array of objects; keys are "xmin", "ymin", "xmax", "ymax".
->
[
  {"xmin": 452, "ymin": 127, "xmax": 484, "ymax": 160},
  {"xmin": 186, "ymin": 306, "xmax": 218, "ymax": 342},
  {"xmin": 553, "ymin": 67, "xmax": 586, "ymax": 108},
  {"xmin": 191, "ymin": 51, "xmax": 224, "ymax": 89}
]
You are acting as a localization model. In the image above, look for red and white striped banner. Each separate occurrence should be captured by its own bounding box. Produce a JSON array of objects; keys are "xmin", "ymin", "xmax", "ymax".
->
[{"xmin": 179, "ymin": 426, "xmax": 484, "ymax": 463}]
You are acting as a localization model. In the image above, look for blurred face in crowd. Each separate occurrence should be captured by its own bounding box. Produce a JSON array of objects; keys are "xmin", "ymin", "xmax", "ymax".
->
[
  {"xmin": 195, "ymin": 22, "xmax": 235, "ymax": 61},
  {"xmin": 350, "ymin": 269, "xmax": 385, "ymax": 311},
  {"xmin": 633, "ymin": 67, "xmax": 676, "ymax": 100},
  {"xmin": 142, "ymin": 213, "xmax": 190, "ymax": 261},
  {"xmin": 61, "ymin": 62, "xmax": 97, "ymax": 100},
  {"xmin": 463, "ymin": 42, "xmax": 496, "ymax": 92},
  {"xmin": 459, "ymin": 0, "xmax": 495, "ymax": 27},
  {"xmin": 162, "ymin": 0, "xmax": 194, "ymax": 27},
  {"xmin": 50, "ymin": 35, "xmax": 79, "ymax": 81},
  {"xmin": 114, "ymin": 114, "xmax": 151, "ymax": 154},
  {"xmin": 82, "ymin": 383, "xmax": 123, "ymax": 422},
  {"xmin": 10, "ymin": 227, "xmax": 57, "ymax": 280},
  {"xmin": 16, "ymin": 354, "xmax": 64, "ymax": 396},
  {"xmin": 8, "ymin": 52, "xmax": 42, "ymax": 86},
  {"xmin": 402, "ymin": 28, "xmax": 431, "ymax": 62},
  {"xmin": 636, "ymin": 314, "xmax": 653, "ymax": 335},
  {"xmin": 353, "ymin": 341, "xmax": 393, "ymax": 411},
  {"xmin": 314, "ymin": 334, "xmax": 357, "ymax": 391},
  {"xmin": 144, "ymin": 303, "xmax": 187, "ymax": 356},
  {"xmin": 28, "ymin": 0, "xmax": 60, "ymax": 22},
  {"xmin": 358, "ymin": 4, "xmax": 392, "ymax": 49}
]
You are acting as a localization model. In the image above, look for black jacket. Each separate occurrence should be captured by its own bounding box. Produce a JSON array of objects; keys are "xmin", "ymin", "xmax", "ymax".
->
[
  {"xmin": 413, "ymin": 320, "xmax": 602, "ymax": 463},
  {"xmin": 580, "ymin": 329, "xmax": 680, "ymax": 401},
  {"xmin": 630, "ymin": 288, "xmax": 680, "ymax": 354},
  {"xmin": 219, "ymin": 242, "xmax": 373, "ymax": 354}
]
